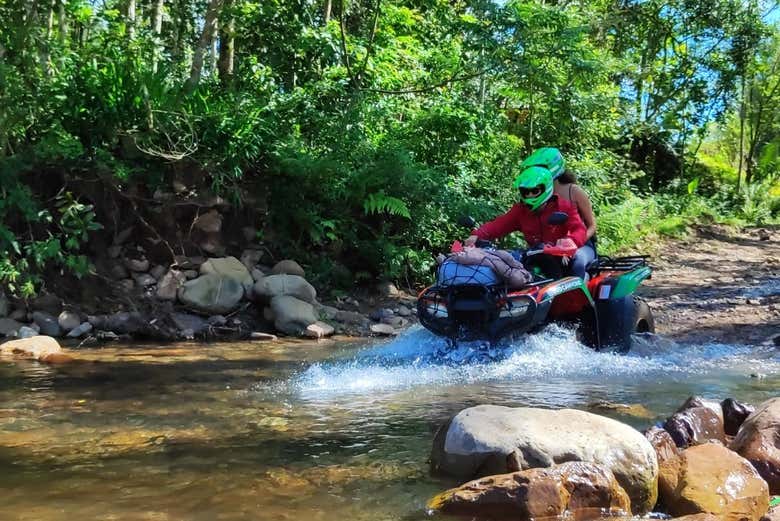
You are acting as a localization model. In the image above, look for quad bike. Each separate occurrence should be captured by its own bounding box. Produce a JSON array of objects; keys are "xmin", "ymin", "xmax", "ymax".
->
[{"xmin": 417, "ymin": 215, "xmax": 655, "ymax": 353}]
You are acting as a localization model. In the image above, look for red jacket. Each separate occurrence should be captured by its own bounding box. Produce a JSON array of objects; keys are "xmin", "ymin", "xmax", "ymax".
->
[{"xmin": 473, "ymin": 195, "xmax": 587, "ymax": 247}]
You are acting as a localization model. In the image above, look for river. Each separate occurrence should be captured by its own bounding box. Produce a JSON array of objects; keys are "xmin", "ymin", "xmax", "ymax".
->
[{"xmin": 0, "ymin": 326, "xmax": 778, "ymax": 520}]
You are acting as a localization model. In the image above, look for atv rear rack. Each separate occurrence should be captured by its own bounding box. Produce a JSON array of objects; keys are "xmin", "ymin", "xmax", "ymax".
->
[{"xmin": 588, "ymin": 255, "xmax": 649, "ymax": 275}]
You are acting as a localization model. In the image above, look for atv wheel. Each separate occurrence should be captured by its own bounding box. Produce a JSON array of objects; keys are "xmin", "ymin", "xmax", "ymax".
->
[{"xmin": 597, "ymin": 296, "xmax": 655, "ymax": 353}]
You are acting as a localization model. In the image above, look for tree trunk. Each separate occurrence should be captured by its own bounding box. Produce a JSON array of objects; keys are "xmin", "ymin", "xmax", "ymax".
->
[
  {"xmin": 41, "ymin": 0, "xmax": 54, "ymax": 73},
  {"xmin": 152, "ymin": 0, "xmax": 164, "ymax": 34},
  {"xmin": 57, "ymin": 0, "xmax": 67, "ymax": 45},
  {"xmin": 127, "ymin": 0, "xmax": 136, "ymax": 40},
  {"xmin": 183, "ymin": 0, "xmax": 222, "ymax": 94},
  {"xmin": 324, "ymin": 0, "xmax": 332, "ymax": 23},
  {"xmin": 210, "ymin": 18, "xmax": 219, "ymax": 73},
  {"xmin": 737, "ymin": 75, "xmax": 746, "ymax": 191},
  {"xmin": 217, "ymin": 0, "xmax": 235, "ymax": 85}
]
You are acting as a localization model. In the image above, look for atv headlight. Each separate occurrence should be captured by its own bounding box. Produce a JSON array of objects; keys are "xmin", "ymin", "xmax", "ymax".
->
[{"xmin": 499, "ymin": 297, "xmax": 532, "ymax": 319}]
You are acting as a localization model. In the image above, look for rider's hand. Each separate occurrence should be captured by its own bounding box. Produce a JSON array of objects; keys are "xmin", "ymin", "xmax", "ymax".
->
[{"xmin": 465, "ymin": 235, "xmax": 479, "ymax": 247}]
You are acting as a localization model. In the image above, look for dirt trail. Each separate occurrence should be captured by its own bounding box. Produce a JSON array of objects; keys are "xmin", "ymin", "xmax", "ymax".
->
[{"xmin": 639, "ymin": 225, "xmax": 780, "ymax": 345}]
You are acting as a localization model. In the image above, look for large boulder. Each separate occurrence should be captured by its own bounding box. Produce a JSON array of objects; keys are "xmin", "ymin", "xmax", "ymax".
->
[
  {"xmin": 271, "ymin": 259, "xmax": 305, "ymax": 277},
  {"xmin": 427, "ymin": 461, "xmax": 630, "ymax": 520},
  {"xmin": 722, "ymin": 398, "xmax": 755, "ymax": 437},
  {"xmin": 0, "ymin": 318, "xmax": 23, "ymax": 337},
  {"xmin": 88, "ymin": 312, "xmax": 148, "ymax": 335},
  {"xmin": 0, "ymin": 336, "xmax": 72, "ymax": 363},
  {"xmin": 430, "ymin": 405, "xmax": 658, "ymax": 514},
  {"xmin": 660, "ymin": 443, "xmax": 768, "ymax": 520},
  {"xmin": 32, "ymin": 311, "xmax": 61, "ymax": 337},
  {"xmin": 178, "ymin": 274, "xmax": 244, "ymax": 315},
  {"xmin": 252, "ymin": 275, "xmax": 316, "ymax": 305},
  {"xmin": 270, "ymin": 296, "xmax": 317, "ymax": 336},
  {"xmin": 57, "ymin": 311, "xmax": 81, "ymax": 333},
  {"xmin": 645, "ymin": 426, "xmax": 681, "ymax": 467},
  {"xmin": 200, "ymin": 256, "xmax": 253, "ymax": 294},
  {"xmin": 731, "ymin": 397, "xmax": 780, "ymax": 494},
  {"xmin": 663, "ymin": 406, "xmax": 725, "ymax": 448}
]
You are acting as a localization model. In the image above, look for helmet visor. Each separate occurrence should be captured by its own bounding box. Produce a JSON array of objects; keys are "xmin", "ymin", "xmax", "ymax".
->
[{"xmin": 519, "ymin": 185, "xmax": 544, "ymax": 198}]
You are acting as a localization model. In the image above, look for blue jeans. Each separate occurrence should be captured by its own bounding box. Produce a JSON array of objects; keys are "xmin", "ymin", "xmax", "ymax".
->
[{"xmin": 571, "ymin": 242, "xmax": 596, "ymax": 279}]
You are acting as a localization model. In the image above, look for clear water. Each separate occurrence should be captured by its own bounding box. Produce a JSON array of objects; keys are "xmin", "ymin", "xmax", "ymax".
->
[{"xmin": 0, "ymin": 327, "xmax": 778, "ymax": 520}]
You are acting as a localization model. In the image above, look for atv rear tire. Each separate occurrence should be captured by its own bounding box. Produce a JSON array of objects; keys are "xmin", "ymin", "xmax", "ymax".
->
[{"xmin": 597, "ymin": 296, "xmax": 655, "ymax": 353}]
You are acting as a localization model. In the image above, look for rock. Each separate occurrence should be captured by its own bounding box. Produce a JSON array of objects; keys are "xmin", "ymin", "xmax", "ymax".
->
[
  {"xmin": 10, "ymin": 308, "xmax": 26, "ymax": 321},
  {"xmin": 119, "ymin": 278, "xmax": 135, "ymax": 291},
  {"xmin": 674, "ymin": 515, "xmax": 723, "ymax": 521},
  {"xmin": 109, "ymin": 263, "xmax": 129, "ymax": 280},
  {"xmin": 252, "ymin": 275, "xmax": 317, "ymax": 304},
  {"xmin": 377, "ymin": 281, "xmax": 400, "ymax": 297},
  {"xmin": 427, "ymin": 461, "xmax": 631, "ymax": 520},
  {"xmin": 762, "ymin": 503, "xmax": 780, "ymax": 521},
  {"xmin": 381, "ymin": 315, "xmax": 408, "ymax": 328},
  {"xmin": 57, "ymin": 311, "xmax": 81, "ymax": 333},
  {"xmin": 240, "ymin": 249, "xmax": 263, "ymax": 270},
  {"xmin": 319, "ymin": 305, "xmax": 339, "ymax": 320},
  {"xmin": 193, "ymin": 209, "xmax": 222, "ymax": 234},
  {"xmin": 722, "ymin": 398, "xmax": 755, "ymax": 437},
  {"xmin": 0, "ymin": 335, "xmax": 70, "ymax": 363},
  {"xmin": 758, "ymin": 229, "xmax": 771, "ymax": 241},
  {"xmin": 207, "ymin": 315, "xmax": 227, "ymax": 327},
  {"xmin": 124, "ymin": 257, "xmax": 150, "ymax": 273},
  {"xmin": 156, "ymin": 270, "xmax": 186, "ymax": 301},
  {"xmin": 304, "ymin": 321, "xmax": 335, "ymax": 339},
  {"xmin": 184, "ymin": 270, "xmax": 199, "ymax": 279},
  {"xmin": 150, "ymin": 264, "xmax": 167, "ymax": 280},
  {"xmin": 251, "ymin": 268, "xmax": 265, "ymax": 282},
  {"xmin": 270, "ymin": 296, "xmax": 317, "ymax": 336},
  {"xmin": 663, "ymin": 406, "xmax": 725, "ymax": 448},
  {"xmin": 0, "ymin": 291, "xmax": 8, "ymax": 317},
  {"xmin": 397, "ymin": 305, "xmax": 411, "ymax": 317},
  {"xmin": 270, "ymin": 260, "xmax": 305, "ymax": 277},
  {"xmin": 107, "ymin": 245, "xmax": 122, "ymax": 259},
  {"xmin": 263, "ymin": 306, "xmax": 275, "ymax": 322},
  {"xmin": 178, "ymin": 274, "xmax": 244, "ymax": 315},
  {"xmin": 589, "ymin": 401, "xmax": 655, "ymax": 419},
  {"xmin": 334, "ymin": 310, "xmax": 368, "ymax": 326},
  {"xmin": 370, "ymin": 323, "xmax": 396, "ymax": 336},
  {"xmin": 250, "ymin": 332, "xmax": 278, "ymax": 341},
  {"xmin": 660, "ymin": 443, "xmax": 768, "ymax": 520},
  {"xmin": 0, "ymin": 318, "xmax": 23, "ymax": 337},
  {"xmin": 731, "ymin": 397, "xmax": 780, "ymax": 494},
  {"xmin": 173, "ymin": 255, "xmax": 204, "ymax": 270},
  {"xmin": 430, "ymin": 405, "xmax": 659, "ymax": 514},
  {"xmin": 17, "ymin": 326, "xmax": 37, "ymax": 339},
  {"xmin": 113, "ymin": 226, "xmax": 134, "ymax": 245},
  {"xmin": 677, "ymin": 396, "xmax": 724, "ymax": 424},
  {"xmin": 88, "ymin": 312, "xmax": 147, "ymax": 335},
  {"xmin": 32, "ymin": 311, "xmax": 61, "ymax": 337},
  {"xmin": 645, "ymin": 426, "xmax": 681, "ymax": 467},
  {"xmin": 66, "ymin": 322, "xmax": 93, "ymax": 338},
  {"xmin": 200, "ymin": 256, "xmax": 254, "ymax": 295},
  {"xmin": 30, "ymin": 293, "xmax": 62, "ymax": 315},
  {"xmin": 169, "ymin": 312, "xmax": 208, "ymax": 336},
  {"xmin": 369, "ymin": 308, "xmax": 394, "ymax": 321},
  {"xmin": 133, "ymin": 273, "xmax": 157, "ymax": 288}
]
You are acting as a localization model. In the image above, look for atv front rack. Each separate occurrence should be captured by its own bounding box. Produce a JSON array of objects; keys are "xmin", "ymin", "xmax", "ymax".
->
[{"xmin": 588, "ymin": 255, "xmax": 649, "ymax": 275}]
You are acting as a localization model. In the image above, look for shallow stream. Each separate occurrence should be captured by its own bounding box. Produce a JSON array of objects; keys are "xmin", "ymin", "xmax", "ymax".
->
[{"xmin": 1, "ymin": 326, "xmax": 778, "ymax": 520}]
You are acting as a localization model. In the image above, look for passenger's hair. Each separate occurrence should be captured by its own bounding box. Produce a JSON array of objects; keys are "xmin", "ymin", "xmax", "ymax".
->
[{"xmin": 556, "ymin": 170, "xmax": 577, "ymax": 184}]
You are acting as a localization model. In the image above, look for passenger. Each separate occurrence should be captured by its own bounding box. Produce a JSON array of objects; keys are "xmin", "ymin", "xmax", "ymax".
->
[
  {"xmin": 464, "ymin": 166, "xmax": 587, "ymax": 277},
  {"xmin": 520, "ymin": 147, "xmax": 597, "ymax": 279}
]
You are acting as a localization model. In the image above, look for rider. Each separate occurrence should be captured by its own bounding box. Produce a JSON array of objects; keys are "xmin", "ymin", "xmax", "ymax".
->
[
  {"xmin": 465, "ymin": 166, "xmax": 588, "ymax": 277},
  {"xmin": 520, "ymin": 147, "xmax": 597, "ymax": 279}
]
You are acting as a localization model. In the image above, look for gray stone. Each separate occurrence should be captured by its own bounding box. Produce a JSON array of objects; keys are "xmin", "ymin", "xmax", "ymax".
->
[
  {"xmin": 66, "ymin": 322, "xmax": 93, "ymax": 338},
  {"xmin": 156, "ymin": 270, "xmax": 186, "ymax": 301},
  {"xmin": 377, "ymin": 281, "xmax": 400, "ymax": 297},
  {"xmin": 430, "ymin": 405, "xmax": 659, "ymax": 514},
  {"xmin": 200, "ymin": 256, "xmax": 254, "ymax": 295},
  {"xmin": 319, "ymin": 305, "xmax": 339, "ymax": 321},
  {"xmin": 397, "ymin": 305, "xmax": 412, "ymax": 317},
  {"xmin": 109, "ymin": 263, "xmax": 129, "ymax": 280},
  {"xmin": 178, "ymin": 274, "xmax": 244, "ymax": 314},
  {"xmin": 194, "ymin": 209, "xmax": 222, "ymax": 234},
  {"xmin": 207, "ymin": 315, "xmax": 227, "ymax": 326},
  {"xmin": 0, "ymin": 318, "xmax": 23, "ymax": 337},
  {"xmin": 170, "ymin": 312, "xmax": 208, "ymax": 336},
  {"xmin": 124, "ymin": 257, "xmax": 150, "ymax": 273},
  {"xmin": 0, "ymin": 291, "xmax": 8, "ymax": 317},
  {"xmin": 250, "ymin": 331, "xmax": 277, "ymax": 341},
  {"xmin": 240, "ymin": 249, "xmax": 263, "ymax": 270},
  {"xmin": 31, "ymin": 294, "xmax": 62, "ymax": 315},
  {"xmin": 150, "ymin": 264, "xmax": 167, "ymax": 280},
  {"xmin": 251, "ymin": 268, "xmax": 265, "ymax": 282},
  {"xmin": 133, "ymin": 273, "xmax": 157, "ymax": 288},
  {"xmin": 57, "ymin": 311, "xmax": 81, "ymax": 333},
  {"xmin": 271, "ymin": 260, "xmax": 305, "ymax": 277},
  {"xmin": 370, "ymin": 323, "xmax": 396, "ymax": 336},
  {"xmin": 18, "ymin": 326, "xmax": 38, "ymax": 339},
  {"xmin": 334, "ymin": 310, "xmax": 368, "ymax": 326},
  {"xmin": 252, "ymin": 275, "xmax": 317, "ymax": 304},
  {"xmin": 304, "ymin": 321, "xmax": 335, "ymax": 339},
  {"xmin": 10, "ymin": 309, "xmax": 26, "ymax": 321},
  {"xmin": 381, "ymin": 316, "xmax": 408, "ymax": 328},
  {"xmin": 32, "ymin": 311, "xmax": 61, "ymax": 337},
  {"xmin": 119, "ymin": 279, "xmax": 135, "ymax": 291},
  {"xmin": 88, "ymin": 312, "xmax": 147, "ymax": 335},
  {"xmin": 270, "ymin": 296, "xmax": 317, "ymax": 336}
]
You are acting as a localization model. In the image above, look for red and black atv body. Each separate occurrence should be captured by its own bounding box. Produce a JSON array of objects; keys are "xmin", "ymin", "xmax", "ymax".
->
[{"xmin": 417, "ymin": 255, "xmax": 654, "ymax": 352}]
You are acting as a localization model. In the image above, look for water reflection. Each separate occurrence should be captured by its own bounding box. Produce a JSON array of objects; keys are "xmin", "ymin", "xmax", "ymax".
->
[{"xmin": 0, "ymin": 328, "xmax": 777, "ymax": 520}]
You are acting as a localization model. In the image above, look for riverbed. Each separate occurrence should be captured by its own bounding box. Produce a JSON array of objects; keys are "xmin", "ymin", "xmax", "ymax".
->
[{"xmin": 1, "ymin": 326, "xmax": 778, "ymax": 520}]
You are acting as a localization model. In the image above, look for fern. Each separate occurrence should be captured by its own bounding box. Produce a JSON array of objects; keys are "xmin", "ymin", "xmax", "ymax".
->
[{"xmin": 363, "ymin": 191, "xmax": 411, "ymax": 219}]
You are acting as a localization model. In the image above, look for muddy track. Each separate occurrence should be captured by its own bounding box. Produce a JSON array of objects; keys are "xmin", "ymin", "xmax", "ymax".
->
[{"xmin": 639, "ymin": 225, "xmax": 780, "ymax": 345}]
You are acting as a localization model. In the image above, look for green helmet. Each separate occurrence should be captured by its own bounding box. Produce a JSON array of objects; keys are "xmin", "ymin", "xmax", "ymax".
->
[
  {"xmin": 521, "ymin": 147, "xmax": 565, "ymax": 179},
  {"xmin": 513, "ymin": 166, "xmax": 554, "ymax": 211}
]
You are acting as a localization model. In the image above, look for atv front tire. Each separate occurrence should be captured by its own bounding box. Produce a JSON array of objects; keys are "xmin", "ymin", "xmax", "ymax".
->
[{"xmin": 597, "ymin": 296, "xmax": 655, "ymax": 353}]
